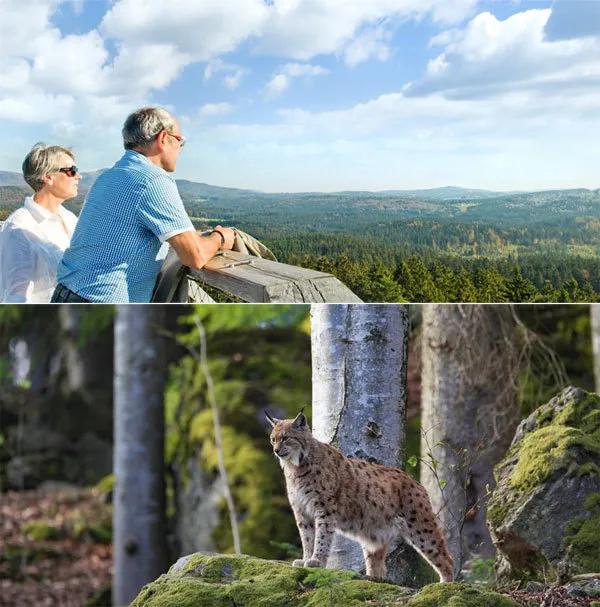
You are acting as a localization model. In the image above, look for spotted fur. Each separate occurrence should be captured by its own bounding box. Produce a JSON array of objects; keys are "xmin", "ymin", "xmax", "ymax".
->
[{"xmin": 266, "ymin": 411, "xmax": 454, "ymax": 582}]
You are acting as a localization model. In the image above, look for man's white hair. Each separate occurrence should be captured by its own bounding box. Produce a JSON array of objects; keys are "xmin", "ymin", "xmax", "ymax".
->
[{"xmin": 122, "ymin": 107, "xmax": 176, "ymax": 150}]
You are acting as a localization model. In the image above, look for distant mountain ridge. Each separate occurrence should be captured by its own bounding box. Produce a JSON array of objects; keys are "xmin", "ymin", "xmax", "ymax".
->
[
  {"xmin": 2, "ymin": 168, "xmax": 597, "ymax": 200},
  {"xmin": 1, "ymin": 169, "xmax": 598, "ymax": 229}
]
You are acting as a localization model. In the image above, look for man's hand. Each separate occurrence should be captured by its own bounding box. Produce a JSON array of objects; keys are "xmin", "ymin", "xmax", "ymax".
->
[
  {"xmin": 168, "ymin": 226, "xmax": 234, "ymax": 270},
  {"xmin": 212, "ymin": 225, "xmax": 235, "ymax": 250}
]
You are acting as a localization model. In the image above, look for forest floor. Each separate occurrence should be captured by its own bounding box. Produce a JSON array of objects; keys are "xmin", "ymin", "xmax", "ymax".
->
[
  {"xmin": 1, "ymin": 487, "xmax": 599, "ymax": 607},
  {"xmin": 506, "ymin": 585, "xmax": 599, "ymax": 607},
  {"xmin": 0, "ymin": 486, "xmax": 112, "ymax": 607}
]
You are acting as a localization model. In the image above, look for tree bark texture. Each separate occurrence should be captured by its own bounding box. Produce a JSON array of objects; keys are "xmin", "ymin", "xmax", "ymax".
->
[
  {"xmin": 311, "ymin": 304, "xmax": 409, "ymax": 579},
  {"xmin": 113, "ymin": 306, "xmax": 168, "ymax": 606},
  {"xmin": 420, "ymin": 304, "xmax": 520, "ymax": 573},
  {"xmin": 591, "ymin": 305, "xmax": 600, "ymax": 393}
]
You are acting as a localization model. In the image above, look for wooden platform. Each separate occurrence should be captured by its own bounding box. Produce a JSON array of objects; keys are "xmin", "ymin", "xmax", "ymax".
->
[{"xmin": 189, "ymin": 250, "xmax": 362, "ymax": 303}]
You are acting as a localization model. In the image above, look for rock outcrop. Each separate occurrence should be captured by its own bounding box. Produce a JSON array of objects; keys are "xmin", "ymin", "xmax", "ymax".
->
[
  {"xmin": 130, "ymin": 553, "xmax": 519, "ymax": 607},
  {"xmin": 487, "ymin": 386, "xmax": 600, "ymax": 581}
]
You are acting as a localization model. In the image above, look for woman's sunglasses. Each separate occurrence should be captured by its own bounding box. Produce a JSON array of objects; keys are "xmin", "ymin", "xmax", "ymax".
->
[{"xmin": 56, "ymin": 166, "xmax": 79, "ymax": 177}]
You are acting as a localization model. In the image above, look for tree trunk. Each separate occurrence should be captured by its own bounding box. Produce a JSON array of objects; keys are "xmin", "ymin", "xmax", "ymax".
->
[
  {"xmin": 420, "ymin": 304, "xmax": 520, "ymax": 575},
  {"xmin": 113, "ymin": 306, "xmax": 168, "ymax": 606},
  {"xmin": 311, "ymin": 304, "xmax": 411, "ymax": 582},
  {"xmin": 591, "ymin": 305, "xmax": 600, "ymax": 393}
]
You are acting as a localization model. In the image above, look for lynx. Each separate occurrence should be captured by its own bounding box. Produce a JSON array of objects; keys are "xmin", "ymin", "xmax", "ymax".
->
[{"xmin": 266, "ymin": 411, "xmax": 454, "ymax": 582}]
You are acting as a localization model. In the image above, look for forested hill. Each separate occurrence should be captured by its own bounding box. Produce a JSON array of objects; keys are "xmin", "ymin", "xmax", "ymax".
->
[{"xmin": 1, "ymin": 169, "xmax": 597, "ymax": 226}]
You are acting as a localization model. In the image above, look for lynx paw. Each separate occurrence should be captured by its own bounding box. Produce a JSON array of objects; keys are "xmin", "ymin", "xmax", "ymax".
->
[
  {"xmin": 292, "ymin": 559, "xmax": 305, "ymax": 567},
  {"xmin": 304, "ymin": 558, "xmax": 323, "ymax": 568}
]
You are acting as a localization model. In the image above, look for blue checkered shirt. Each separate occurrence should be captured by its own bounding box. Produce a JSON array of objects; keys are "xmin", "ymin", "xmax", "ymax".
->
[{"xmin": 56, "ymin": 150, "xmax": 194, "ymax": 302}]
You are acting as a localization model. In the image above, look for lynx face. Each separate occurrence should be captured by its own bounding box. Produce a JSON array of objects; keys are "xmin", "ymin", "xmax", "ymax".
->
[{"xmin": 266, "ymin": 411, "xmax": 309, "ymax": 466}]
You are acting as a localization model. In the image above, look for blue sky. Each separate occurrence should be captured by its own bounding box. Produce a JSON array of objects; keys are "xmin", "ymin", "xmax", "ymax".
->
[{"xmin": 1, "ymin": 0, "xmax": 599, "ymax": 191}]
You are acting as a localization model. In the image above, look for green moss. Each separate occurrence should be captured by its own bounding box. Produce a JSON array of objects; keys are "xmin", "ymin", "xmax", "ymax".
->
[
  {"xmin": 408, "ymin": 583, "xmax": 519, "ymax": 607},
  {"xmin": 564, "ymin": 492, "xmax": 600, "ymax": 572},
  {"xmin": 508, "ymin": 395, "xmax": 600, "ymax": 492},
  {"xmin": 22, "ymin": 521, "xmax": 62, "ymax": 541},
  {"xmin": 72, "ymin": 521, "xmax": 112, "ymax": 544},
  {"xmin": 307, "ymin": 578, "xmax": 412, "ymax": 607},
  {"xmin": 576, "ymin": 462, "xmax": 600, "ymax": 477},
  {"xmin": 133, "ymin": 554, "xmax": 413, "ymax": 607},
  {"xmin": 554, "ymin": 396, "xmax": 600, "ymax": 439},
  {"xmin": 584, "ymin": 493, "xmax": 600, "ymax": 510},
  {"xmin": 510, "ymin": 425, "xmax": 597, "ymax": 491},
  {"xmin": 94, "ymin": 473, "xmax": 114, "ymax": 496},
  {"xmin": 535, "ymin": 406, "xmax": 555, "ymax": 427},
  {"xmin": 65, "ymin": 505, "xmax": 112, "ymax": 544},
  {"xmin": 132, "ymin": 576, "xmax": 232, "ymax": 607},
  {"xmin": 487, "ymin": 501, "xmax": 510, "ymax": 529},
  {"xmin": 302, "ymin": 568, "xmax": 360, "ymax": 587}
]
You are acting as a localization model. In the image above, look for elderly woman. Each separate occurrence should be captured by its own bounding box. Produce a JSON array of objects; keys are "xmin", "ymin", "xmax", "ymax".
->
[{"xmin": 0, "ymin": 143, "xmax": 80, "ymax": 302}]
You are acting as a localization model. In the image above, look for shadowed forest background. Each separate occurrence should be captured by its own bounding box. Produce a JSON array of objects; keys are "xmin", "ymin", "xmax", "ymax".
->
[{"xmin": 0, "ymin": 304, "xmax": 599, "ymax": 606}]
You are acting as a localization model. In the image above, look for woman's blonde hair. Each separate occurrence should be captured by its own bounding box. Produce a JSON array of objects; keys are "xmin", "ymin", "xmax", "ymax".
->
[{"xmin": 22, "ymin": 142, "xmax": 75, "ymax": 192}]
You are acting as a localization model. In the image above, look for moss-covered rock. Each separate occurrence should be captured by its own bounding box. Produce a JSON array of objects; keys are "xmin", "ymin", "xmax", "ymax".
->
[
  {"xmin": 131, "ymin": 554, "xmax": 519, "ymax": 607},
  {"xmin": 131, "ymin": 553, "xmax": 414, "ymax": 607},
  {"xmin": 488, "ymin": 386, "xmax": 600, "ymax": 581},
  {"xmin": 408, "ymin": 583, "xmax": 518, "ymax": 607}
]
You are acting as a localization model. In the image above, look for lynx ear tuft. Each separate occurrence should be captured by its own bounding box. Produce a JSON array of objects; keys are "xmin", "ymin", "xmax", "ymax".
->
[
  {"xmin": 292, "ymin": 410, "xmax": 307, "ymax": 429},
  {"xmin": 265, "ymin": 410, "xmax": 280, "ymax": 428}
]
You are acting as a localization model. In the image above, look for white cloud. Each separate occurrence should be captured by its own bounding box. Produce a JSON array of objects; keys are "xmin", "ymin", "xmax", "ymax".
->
[
  {"xmin": 31, "ymin": 31, "xmax": 109, "ymax": 95},
  {"xmin": 256, "ymin": 0, "xmax": 477, "ymax": 60},
  {"xmin": 0, "ymin": 0, "xmax": 479, "ymax": 131},
  {"xmin": 224, "ymin": 71, "xmax": 244, "ymax": 90},
  {"xmin": 266, "ymin": 73, "xmax": 291, "ymax": 95},
  {"xmin": 283, "ymin": 63, "xmax": 329, "ymax": 77},
  {"xmin": 100, "ymin": 0, "xmax": 268, "ymax": 61},
  {"xmin": 265, "ymin": 62, "xmax": 329, "ymax": 95},
  {"xmin": 407, "ymin": 9, "xmax": 600, "ymax": 99},
  {"xmin": 204, "ymin": 59, "xmax": 248, "ymax": 90},
  {"xmin": 200, "ymin": 102, "xmax": 234, "ymax": 116},
  {"xmin": 0, "ymin": 91, "xmax": 74, "ymax": 123},
  {"xmin": 0, "ymin": 58, "xmax": 30, "ymax": 93},
  {"xmin": 343, "ymin": 25, "xmax": 392, "ymax": 67},
  {"xmin": 104, "ymin": 44, "xmax": 190, "ymax": 94},
  {"xmin": 0, "ymin": 0, "xmax": 60, "ymax": 57}
]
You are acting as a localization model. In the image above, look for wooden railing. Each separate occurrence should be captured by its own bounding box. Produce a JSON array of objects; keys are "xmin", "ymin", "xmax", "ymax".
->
[{"xmin": 154, "ymin": 249, "xmax": 363, "ymax": 303}]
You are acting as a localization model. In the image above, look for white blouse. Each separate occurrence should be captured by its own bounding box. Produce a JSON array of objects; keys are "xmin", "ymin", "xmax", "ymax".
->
[{"xmin": 0, "ymin": 196, "xmax": 78, "ymax": 303}]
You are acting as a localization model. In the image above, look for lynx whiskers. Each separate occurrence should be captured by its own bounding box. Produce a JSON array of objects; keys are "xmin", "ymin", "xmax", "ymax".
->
[{"xmin": 266, "ymin": 411, "xmax": 454, "ymax": 582}]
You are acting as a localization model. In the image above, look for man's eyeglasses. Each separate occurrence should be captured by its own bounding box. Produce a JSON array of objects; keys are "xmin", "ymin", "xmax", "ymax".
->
[
  {"xmin": 56, "ymin": 166, "xmax": 79, "ymax": 177},
  {"xmin": 165, "ymin": 131, "xmax": 186, "ymax": 148}
]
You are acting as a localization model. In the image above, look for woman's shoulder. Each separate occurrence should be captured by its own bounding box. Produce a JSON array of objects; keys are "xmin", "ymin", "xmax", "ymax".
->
[
  {"xmin": 2, "ymin": 204, "xmax": 37, "ymax": 229},
  {"xmin": 0, "ymin": 207, "xmax": 38, "ymax": 248}
]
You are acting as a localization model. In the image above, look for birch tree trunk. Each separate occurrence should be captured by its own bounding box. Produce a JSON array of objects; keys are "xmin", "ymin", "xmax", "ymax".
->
[
  {"xmin": 591, "ymin": 305, "xmax": 600, "ymax": 393},
  {"xmin": 113, "ymin": 306, "xmax": 168, "ymax": 606},
  {"xmin": 311, "ymin": 304, "xmax": 411, "ymax": 582},
  {"xmin": 421, "ymin": 304, "xmax": 520, "ymax": 575}
]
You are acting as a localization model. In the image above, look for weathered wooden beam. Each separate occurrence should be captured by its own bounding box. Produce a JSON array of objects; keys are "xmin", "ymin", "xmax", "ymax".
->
[{"xmin": 189, "ymin": 250, "xmax": 362, "ymax": 303}]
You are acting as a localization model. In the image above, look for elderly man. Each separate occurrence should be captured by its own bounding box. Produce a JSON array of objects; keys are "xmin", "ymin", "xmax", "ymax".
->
[{"xmin": 52, "ymin": 107, "xmax": 234, "ymax": 302}]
